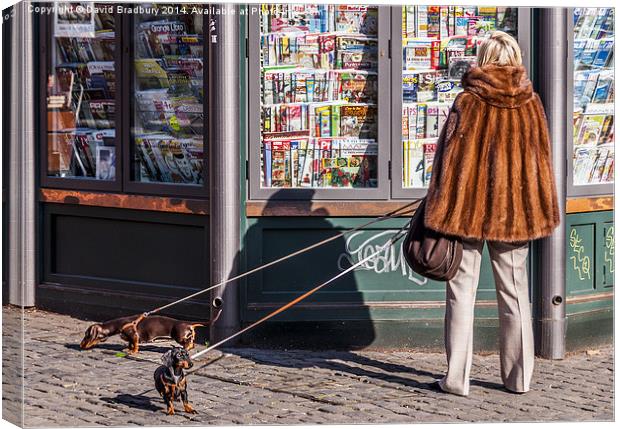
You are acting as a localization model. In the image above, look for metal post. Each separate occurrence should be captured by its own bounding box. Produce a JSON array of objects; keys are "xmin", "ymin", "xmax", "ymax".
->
[
  {"xmin": 9, "ymin": 1, "xmax": 36, "ymax": 308},
  {"xmin": 209, "ymin": 6, "xmax": 241, "ymax": 344},
  {"xmin": 534, "ymin": 8, "xmax": 567, "ymax": 359}
]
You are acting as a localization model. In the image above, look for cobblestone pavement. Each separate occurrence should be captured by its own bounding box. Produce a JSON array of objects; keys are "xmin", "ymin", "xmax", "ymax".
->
[{"xmin": 2, "ymin": 307, "xmax": 614, "ymax": 426}]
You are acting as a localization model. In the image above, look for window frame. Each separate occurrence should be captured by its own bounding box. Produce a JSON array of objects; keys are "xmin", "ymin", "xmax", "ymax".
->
[
  {"xmin": 390, "ymin": 6, "xmax": 533, "ymax": 199},
  {"xmin": 121, "ymin": 8, "xmax": 210, "ymax": 198},
  {"xmin": 566, "ymin": 8, "xmax": 614, "ymax": 197},
  {"xmin": 39, "ymin": 4, "xmax": 210, "ymax": 198},
  {"xmin": 39, "ymin": 7, "xmax": 123, "ymax": 192},
  {"xmin": 247, "ymin": 5, "xmax": 391, "ymax": 201}
]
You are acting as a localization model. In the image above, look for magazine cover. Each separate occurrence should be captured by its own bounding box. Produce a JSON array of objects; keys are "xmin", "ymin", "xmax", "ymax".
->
[
  {"xmin": 2, "ymin": 1, "xmax": 615, "ymax": 428},
  {"xmin": 95, "ymin": 145, "xmax": 116, "ymax": 180}
]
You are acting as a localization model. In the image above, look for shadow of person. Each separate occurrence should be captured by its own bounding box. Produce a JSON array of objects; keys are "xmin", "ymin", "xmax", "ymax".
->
[
  {"xmin": 222, "ymin": 347, "xmax": 502, "ymax": 395},
  {"xmin": 237, "ymin": 189, "xmax": 376, "ymax": 349},
  {"xmin": 217, "ymin": 189, "xmax": 453, "ymax": 393}
]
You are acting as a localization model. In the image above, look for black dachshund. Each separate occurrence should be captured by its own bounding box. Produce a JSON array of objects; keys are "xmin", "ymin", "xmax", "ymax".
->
[{"xmin": 154, "ymin": 347, "xmax": 197, "ymax": 415}]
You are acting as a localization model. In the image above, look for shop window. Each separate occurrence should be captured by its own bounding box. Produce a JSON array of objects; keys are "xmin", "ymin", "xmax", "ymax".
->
[
  {"xmin": 130, "ymin": 6, "xmax": 205, "ymax": 187},
  {"xmin": 569, "ymin": 8, "xmax": 614, "ymax": 196},
  {"xmin": 248, "ymin": 4, "xmax": 530, "ymax": 201},
  {"xmin": 259, "ymin": 4, "xmax": 379, "ymax": 190},
  {"xmin": 391, "ymin": 5, "xmax": 523, "ymax": 198},
  {"xmin": 44, "ymin": 2, "xmax": 121, "ymax": 190},
  {"xmin": 41, "ymin": 2, "xmax": 208, "ymax": 197},
  {"xmin": 41, "ymin": 4, "xmax": 558, "ymax": 202},
  {"xmin": 248, "ymin": 4, "xmax": 390, "ymax": 200}
]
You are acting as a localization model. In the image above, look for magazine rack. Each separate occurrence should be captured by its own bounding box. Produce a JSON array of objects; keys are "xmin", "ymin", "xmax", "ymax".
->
[
  {"xmin": 247, "ymin": 5, "xmax": 534, "ymax": 201},
  {"xmin": 40, "ymin": 7, "xmax": 123, "ymax": 192},
  {"xmin": 39, "ymin": 4, "xmax": 210, "ymax": 197},
  {"xmin": 247, "ymin": 5, "xmax": 391, "ymax": 200},
  {"xmin": 567, "ymin": 7, "xmax": 614, "ymax": 197},
  {"xmin": 390, "ymin": 6, "xmax": 532, "ymax": 199}
]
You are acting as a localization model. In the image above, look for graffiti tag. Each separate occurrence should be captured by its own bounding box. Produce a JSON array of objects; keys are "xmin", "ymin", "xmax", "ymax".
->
[
  {"xmin": 569, "ymin": 228, "xmax": 591, "ymax": 281},
  {"xmin": 337, "ymin": 230, "xmax": 429, "ymax": 286},
  {"xmin": 604, "ymin": 226, "xmax": 614, "ymax": 275}
]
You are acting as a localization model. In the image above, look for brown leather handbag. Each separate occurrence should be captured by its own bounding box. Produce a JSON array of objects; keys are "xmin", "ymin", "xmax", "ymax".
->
[{"xmin": 402, "ymin": 198, "xmax": 463, "ymax": 281}]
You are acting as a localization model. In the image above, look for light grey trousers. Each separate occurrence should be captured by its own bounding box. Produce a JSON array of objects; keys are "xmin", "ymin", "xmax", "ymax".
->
[{"xmin": 439, "ymin": 239, "xmax": 534, "ymax": 396}]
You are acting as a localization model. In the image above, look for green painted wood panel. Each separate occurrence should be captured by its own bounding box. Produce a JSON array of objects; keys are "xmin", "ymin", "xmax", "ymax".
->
[
  {"xmin": 567, "ymin": 223, "xmax": 596, "ymax": 293},
  {"xmin": 600, "ymin": 221, "xmax": 614, "ymax": 288},
  {"xmin": 241, "ymin": 217, "xmax": 530, "ymax": 322},
  {"xmin": 566, "ymin": 211, "xmax": 614, "ymax": 296},
  {"xmin": 565, "ymin": 210, "xmax": 613, "ymax": 348}
]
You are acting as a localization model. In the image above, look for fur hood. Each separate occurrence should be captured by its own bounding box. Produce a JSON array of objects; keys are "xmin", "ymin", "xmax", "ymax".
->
[
  {"xmin": 423, "ymin": 65, "xmax": 560, "ymax": 243},
  {"xmin": 461, "ymin": 65, "xmax": 533, "ymax": 109}
]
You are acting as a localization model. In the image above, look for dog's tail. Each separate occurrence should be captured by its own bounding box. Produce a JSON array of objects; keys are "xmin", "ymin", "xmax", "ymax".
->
[
  {"xmin": 189, "ymin": 323, "xmax": 206, "ymax": 328},
  {"xmin": 188, "ymin": 308, "xmax": 222, "ymax": 328},
  {"xmin": 187, "ymin": 310, "xmax": 222, "ymax": 328}
]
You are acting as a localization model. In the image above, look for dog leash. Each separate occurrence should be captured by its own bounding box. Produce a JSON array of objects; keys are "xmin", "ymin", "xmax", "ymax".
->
[
  {"xmin": 189, "ymin": 222, "xmax": 411, "ymax": 363},
  {"xmin": 136, "ymin": 200, "xmax": 421, "ymax": 320},
  {"xmin": 129, "ymin": 353, "xmax": 227, "ymax": 397},
  {"xmin": 117, "ymin": 216, "xmax": 412, "ymax": 400},
  {"xmin": 117, "ymin": 205, "xmax": 416, "ymax": 399}
]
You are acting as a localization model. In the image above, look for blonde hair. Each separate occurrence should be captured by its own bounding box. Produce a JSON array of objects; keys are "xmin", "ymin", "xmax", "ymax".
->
[{"xmin": 477, "ymin": 31, "xmax": 523, "ymax": 67}]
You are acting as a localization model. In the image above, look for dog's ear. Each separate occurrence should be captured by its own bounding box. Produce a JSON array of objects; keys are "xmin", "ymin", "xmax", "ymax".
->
[
  {"xmin": 84, "ymin": 325, "xmax": 94, "ymax": 338},
  {"xmin": 161, "ymin": 349, "xmax": 174, "ymax": 366},
  {"xmin": 80, "ymin": 324, "xmax": 102, "ymax": 349},
  {"xmin": 90, "ymin": 324, "xmax": 108, "ymax": 340},
  {"xmin": 87, "ymin": 324, "xmax": 99, "ymax": 335}
]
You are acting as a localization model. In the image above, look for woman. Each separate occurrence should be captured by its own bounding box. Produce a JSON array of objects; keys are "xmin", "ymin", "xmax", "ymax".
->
[{"xmin": 424, "ymin": 31, "xmax": 561, "ymax": 396}]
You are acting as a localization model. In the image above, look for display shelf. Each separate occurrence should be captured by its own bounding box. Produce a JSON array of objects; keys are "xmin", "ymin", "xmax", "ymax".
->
[
  {"xmin": 129, "ymin": 4, "xmax": 206, "ymax": 187},
  {"xmin": 248, "ymin": 4, "xmax": 390, "ymax": 200},
  {"xmin": 397, "ymin": 5, "xmax": 519, "ymax": 193},
  {"xmin": 570, "ymin": 7, "xmax": 614, "ymax": 194},
  {"xmin": 45, "ymin": 2, "xmax": 118, "ymax": 185},
  {"xmin": 245, "ymin": 199, "xmax": 420, "ymax": 217}
]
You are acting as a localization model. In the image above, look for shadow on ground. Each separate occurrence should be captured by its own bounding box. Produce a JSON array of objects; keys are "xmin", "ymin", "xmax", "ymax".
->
[
  {"xmin": 100, "ymin": 394, "xmax": 162, "ymax": 412},
  {"xmin": 226, "ymin": 349, "xmax": 505, "ymax": 394},
  {"xmin": 64, "ymin": 343, "xmax": 171, "ymax": 354}
]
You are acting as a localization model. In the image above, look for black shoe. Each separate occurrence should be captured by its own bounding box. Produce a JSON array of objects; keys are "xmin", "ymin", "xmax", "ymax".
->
[
  {"xmin": 427, "ymin": 380, "xmax": 445, "ymax": 393},
  {"xmin": 428, "ymin": 379, "xmax": 469, "ymax": 396},
  {"xmin": 504, "ymin": 386, "xmax": 528, "ymax": 394}
]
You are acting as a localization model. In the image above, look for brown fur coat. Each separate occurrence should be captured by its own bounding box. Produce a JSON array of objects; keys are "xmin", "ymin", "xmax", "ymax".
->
[{"xmin": 424, "ymin": 65, "xmax": 560, "ymax": 242}]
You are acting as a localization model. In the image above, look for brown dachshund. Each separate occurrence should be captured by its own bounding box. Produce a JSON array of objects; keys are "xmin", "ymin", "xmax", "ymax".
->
[{"xmin": 80, "ymin": 314, "xmax": 209, "ymax": 354}]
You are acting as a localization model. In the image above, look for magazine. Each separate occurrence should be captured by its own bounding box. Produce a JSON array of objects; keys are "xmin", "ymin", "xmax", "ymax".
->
[
  {"xmin": 417, "ymin": 71, "xmax": 437, "ymax": 102},
  {"xmin": 95, "ymin": 146, "xmax": 116, "ymax": 180},
  {"xmin": 335, "ymin": 36, "xmax": 378, "ymax": 70},
  {"xmin": 425, "ymin": 105, "xmax": 439, "ymax": 138},
  {"xmin": 403, "ymin": 139, "xmax": 425, "ymax": 188},
  {"xmin": 333, "ymin": 71, "xmax": 378, "ymax": 103},
  {"xmin": 134, "ymin": 134, "xmax": 203, "ymax": 183},
  {"xmin": 592, "ymin": 70, "xmax": 614, "ymax": 103},
  {"xmin": 402, "ymin": 73, "xmax": 419, "ymax": 103},
  {"xmin": 135, "ymin": 59, "xmax": 170, "ymax": 90},
  {"xmin": 403, "ymin": 40, "xmax": 432, "ymax": 70},
  {"xmin": 423, "ymin": 141, "xmax": 437, "ymax": 186},
  {"xmin": 54, "ymin": 3, "xmax": 95, "ymax": 38},
  {"xmin": 339, "ymin": 105, "xmax": 377, "ymax": 139},
  {"xmin": 448, "ymin": 55, "xmax": 477, "ymax": 80},
  {"xmin": 335, "ymin": 5, "xmax": 378, "ymax": 35},
  {"xmin": 577, "ymin": 114, "xmax": 607, "ymax": 146}
]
